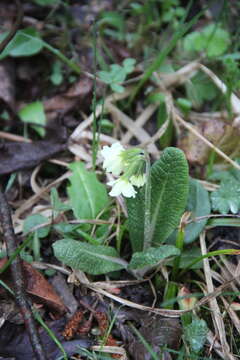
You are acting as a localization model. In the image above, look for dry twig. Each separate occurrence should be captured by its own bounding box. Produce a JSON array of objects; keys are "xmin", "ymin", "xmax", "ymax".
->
[{"xmin": 0, "ymin": 189, "xmax": 47, "ymax": 360}]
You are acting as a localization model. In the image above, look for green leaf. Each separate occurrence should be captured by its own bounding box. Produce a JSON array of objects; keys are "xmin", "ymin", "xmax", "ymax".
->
[
  {"xmin": 50, "ymin": 188, "xmax": 71, "ymax": 212},
  {"xmin": 185, "ymin": 72, "xmax": 218, "ymax": 108},
  {"xmin": 207, "ymin": 217, "xmax": 240, "ymax": 227},
  {"xmin": 126, "ymin": 147, "xmax": 189, "ymax": 252},
  {"xmin": 111, "ymin": 83, "xmax": 125, "ymax": 93},
  {"xmin": 99, "ymin": 12, "xmax": 124, "ymax": 31},
  {"xmin": 19, "ymin": 101, "xmax": 46, "ymax": 137},
  {"xmin": 183, "ymin": 24, "xmax": 230, "ymax": 57},
  {"xmin": 0, "ymin": 28, "xmax": 43, "ymax": 60},
  {"xmin": 123, "ymin": 58, "xmax": 136, "ymax": 73},
  {"xmin": 202, "ymin": 24, "xmax": 230, "ymax": 57},
  {"xmin": 23, "ymin": 214, "xmax": 50, "ymax": 238},
  {"xmin": 98, "ymin": 58, "xmax": 135, "ymax": 93},
  {"xmin": 185, "ymin": 179, "xmax": 210, "ymax": 243},
  {"xmin": 67, "ymin": 162, "xmax": 109, "ymax": 219},
  {"xmin": 50, "ymin": 61, "xmax": 63, "ymax": 85},
  {"xmin": 184, "ymin": 318, "xmax": 208, "ymax": 354},
  {"xmin": 178, "ymin": 247, "xmax": 203, "ymax": 269},
  {"xmin": 34, "ymin": 0, "xmax": 59, "ymax": 5},
  {"xmin": 169, "ymin": 179, "xmax": 210, "ymax": 244},
  {"xmin": 128, "ymin": 245, "xmax": 180, "ymax": 270},
  {"xmin": 211, "ymin": 178, "xmax": 240, "ymax": 214},
  {"xmin": 53, "ymin": 239, "xmax": 126, "ymax": 275}
]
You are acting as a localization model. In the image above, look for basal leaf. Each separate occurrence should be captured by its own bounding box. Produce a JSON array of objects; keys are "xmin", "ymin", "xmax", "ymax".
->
[
  {"xmin": 67, "ymin": 162, "xmax": 109, "ymax": 219},
  {"xmin": 126, "ymin": 147, "xmax": 189, "ymax": 252},
  {"xmin": 128, "ymin": 245, "xmax": 180, "ymax": 270},
  {"xmin": 53, "ymin": 239, "xmax": 126, "ymax": 275}
]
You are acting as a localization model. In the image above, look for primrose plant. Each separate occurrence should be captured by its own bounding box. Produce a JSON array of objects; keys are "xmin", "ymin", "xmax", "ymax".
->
[{"xmin": 53, "ymin": 144, "xmax": 189, "ymax": 278}]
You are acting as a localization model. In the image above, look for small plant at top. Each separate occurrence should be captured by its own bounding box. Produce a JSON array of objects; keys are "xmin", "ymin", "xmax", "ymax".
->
[{"xmin": 98, "ymin": 58, "xmax": 136, "ymax": 93}]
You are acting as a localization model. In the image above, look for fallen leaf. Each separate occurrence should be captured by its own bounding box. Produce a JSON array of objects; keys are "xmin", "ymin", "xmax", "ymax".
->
[
  {"xmin": 0, "ymin": 258, "xmax": 66, "ymax": 316},
  {"xmin": 0, "ymin": 136, "xmax": 66, "ymax": 175},
  {"xmin": 128, "ymin": 315, "xmax": 182, "ymax": 360},
  {"xmin": 0, "ymin": 318, "xmax": 92, "ymax": 360},
  {"xmin": 178, "ymin": 115, "xmax": 240, "ymax": 165}
]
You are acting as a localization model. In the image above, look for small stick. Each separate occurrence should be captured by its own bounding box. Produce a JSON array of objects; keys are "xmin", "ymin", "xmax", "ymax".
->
[{"xmin": 0, "ymin": 189, "xmax": 48, "ymax": 360}]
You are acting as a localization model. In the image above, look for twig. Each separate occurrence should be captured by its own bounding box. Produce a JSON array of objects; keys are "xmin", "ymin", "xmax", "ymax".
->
[
  {"xmin": 0, "ymin": 189, "xmax": 48, "ymax": 360},
  {"xmin": 0, "ymin": 0, "xmax": 23, "ymax": 53}
]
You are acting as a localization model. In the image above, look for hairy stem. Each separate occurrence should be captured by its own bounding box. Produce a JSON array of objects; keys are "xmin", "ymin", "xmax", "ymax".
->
[{"xmin": 143, "ymin": 151, "xmax": 152, "ymax": 251}]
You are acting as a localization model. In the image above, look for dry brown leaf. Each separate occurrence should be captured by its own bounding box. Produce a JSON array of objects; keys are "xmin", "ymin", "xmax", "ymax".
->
[{"xmin": 0, "ymin": 258, "xmax": 66, "ymax": 316}]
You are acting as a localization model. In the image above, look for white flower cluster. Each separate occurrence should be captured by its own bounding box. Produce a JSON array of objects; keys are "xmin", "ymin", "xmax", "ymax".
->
[{"xmin": 101, "ymin": 142, "xmax": 146, "ymax": 198}]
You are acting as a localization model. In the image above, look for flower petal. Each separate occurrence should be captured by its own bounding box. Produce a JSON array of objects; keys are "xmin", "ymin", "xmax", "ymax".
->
[
  {"xmin": 109, "ymin": 179, "xmax": 136, "ymax": 198},
  {"xmin": 130, "ymin": 174, "xmax": 146, "ymax": 187},
  {"xmin": 101, "ymin": 142, "xmax": 125, "ymax": 176}
]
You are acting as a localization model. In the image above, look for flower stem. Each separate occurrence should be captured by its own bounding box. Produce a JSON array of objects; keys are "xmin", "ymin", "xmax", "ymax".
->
[{"xmin": 143, "ymin": 150, "xmax": 152, "ymax": 251}]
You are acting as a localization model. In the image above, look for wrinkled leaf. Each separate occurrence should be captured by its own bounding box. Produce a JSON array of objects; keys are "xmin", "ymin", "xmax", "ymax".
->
[
  {"xmin": 126, "ymin": 147, "xmax": 189, "ymax": 252},
  {"xmin": 184, "ymin": 318, "xmax": 208, "ymax": 354},
  {"xmin": 67, "ymin": 162, "xmax": 109, "ymax": 219},
  {"xmin": 19, "ymin": 101, "xmax": 46, "ymax": 137},
  {"xmin": 128, "ymin": 245, "xmax": 180, "ymax": 270},
  {"xmin": 53, "ymin": 239, "xmax": 126, "ymax": 275}
]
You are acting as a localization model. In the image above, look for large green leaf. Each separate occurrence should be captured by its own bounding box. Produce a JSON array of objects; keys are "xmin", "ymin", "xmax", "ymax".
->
[
  {"xmin": 67, "ymin": 162, "xmax": 109, "ymax": 219},
  {"xmin": 126, "ymin": 147, "xmax": 189, "ymax": 252},
  {"xmin": 53, "ymin": 239, "xmax": 126, "ymax": 275},
  {"xmin": 128, "ymin": 245, "xmax": 180, "ymax": 270},
  {"xmin": 0, "ymin": 28, "xmax": 43, "ymax": 60}
]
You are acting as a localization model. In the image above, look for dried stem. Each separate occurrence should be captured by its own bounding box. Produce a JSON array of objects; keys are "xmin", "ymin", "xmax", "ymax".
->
[{"xmin": 0, "ymin": 189, "xmax": 48, "ymax": 360}]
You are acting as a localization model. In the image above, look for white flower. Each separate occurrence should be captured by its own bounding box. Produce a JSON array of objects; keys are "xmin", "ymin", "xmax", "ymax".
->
[
  {"xmin": 108, "ymin": 179, "xmax": 137, "ymax": 198},
  {"xmin": 101, "ymin": 142, "xmax": 125, "ymax": 176},
  {"xmin": 130, "ymin": 174, "xmax": 146, "ymax": 187}
]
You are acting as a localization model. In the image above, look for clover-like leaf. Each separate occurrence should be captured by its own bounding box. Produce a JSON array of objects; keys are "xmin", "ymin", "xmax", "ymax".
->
[
  {"xmin": 211, "ymin": 178, "xmax": 240, "ymax": 214},
  {"xmin": 183, "ymin": 24, "xmax": 230, "ymax": 57}
]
